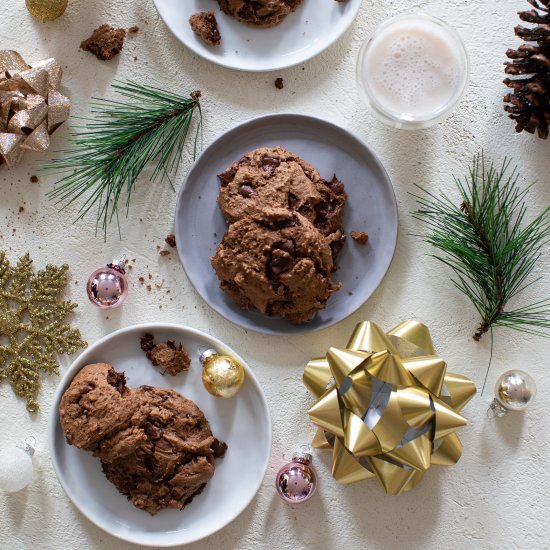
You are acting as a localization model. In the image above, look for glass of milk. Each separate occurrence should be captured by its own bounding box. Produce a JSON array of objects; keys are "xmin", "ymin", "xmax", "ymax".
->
[{"xmin": 357, "ymin": 13, "xmax": 469, "ymax": 129}]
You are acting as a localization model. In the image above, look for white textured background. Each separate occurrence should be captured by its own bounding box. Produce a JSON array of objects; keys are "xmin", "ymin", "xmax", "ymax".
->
[{"xmin": 1, "ymin": 0, "xmax": 550, "ymax": 549}]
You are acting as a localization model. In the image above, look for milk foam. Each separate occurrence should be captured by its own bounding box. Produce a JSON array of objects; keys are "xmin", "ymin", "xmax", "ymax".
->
[{"xmin": 362, "ymin": 18, "xmax": 466, "ymax": 120}]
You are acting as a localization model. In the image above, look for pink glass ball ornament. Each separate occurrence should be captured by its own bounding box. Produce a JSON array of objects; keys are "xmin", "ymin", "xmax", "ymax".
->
[
  {"xmin": 86, "ymin": 258, "xmax": 128, "ymax": 309},
  {"xmin": 276, "ymin": 452, "xmax": 317, "ymax": 504}
]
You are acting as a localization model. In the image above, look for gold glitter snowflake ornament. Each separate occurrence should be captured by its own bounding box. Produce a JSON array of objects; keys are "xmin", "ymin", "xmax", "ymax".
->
[{"xmin": 0, "ymin": 251, "xmax": 87, "ymax": 412}]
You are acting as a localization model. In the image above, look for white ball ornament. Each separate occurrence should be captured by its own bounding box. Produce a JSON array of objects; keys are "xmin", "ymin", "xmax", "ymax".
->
[{"xmin": 0, "ymin": 438, "xmax": 35, "ymax": 493}]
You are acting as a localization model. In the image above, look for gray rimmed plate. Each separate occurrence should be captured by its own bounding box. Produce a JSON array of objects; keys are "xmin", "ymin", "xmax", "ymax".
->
[
  {"xmin": 49, "ymin": 324, "xmax": 271, "ymax": 547},
  {"xmin": 174, "ymin": 114, "xmax": 398, "ymax": 335}
]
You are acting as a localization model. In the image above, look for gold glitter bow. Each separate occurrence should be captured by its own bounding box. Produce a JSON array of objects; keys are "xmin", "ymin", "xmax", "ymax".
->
[
  {"xmin": 0, "ymin": 50, "xmax": 70, "ymax": 167},
  {"xmin": 303, "ymin": 321, "xmax": 476, "ymax": 495}
]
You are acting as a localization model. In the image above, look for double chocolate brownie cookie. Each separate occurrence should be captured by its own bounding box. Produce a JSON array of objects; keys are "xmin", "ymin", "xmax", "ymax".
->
[
  {"xmin": 59, "ymin": 364, "xmax": 227, "ymax": 515},
  {"xmin": 217, "ymin": 146, "xmax": 346, "ymax": 240},
  {"xmin": 59, "ymin": 363, "xmax": 134, "ymax": 450},
  {"xmin": 98, "ymin": 385, "xmax": 220, "ymax": 515},
  {"xmin": 217, "ymin": 0, "xmax": 303, "ymax": 28},
  {"xmin": 211, "ymin": 208, "xmax": 341, "ymax": 324}
]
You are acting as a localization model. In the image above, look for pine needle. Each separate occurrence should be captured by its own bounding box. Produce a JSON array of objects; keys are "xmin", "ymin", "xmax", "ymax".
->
[
  {"xmin": 43, "ymin": 81, "xmax": 202, "ymax": 237},
  {"xmin": 412, "ymin": 153, "xmax": 550, "ymax": 341}
]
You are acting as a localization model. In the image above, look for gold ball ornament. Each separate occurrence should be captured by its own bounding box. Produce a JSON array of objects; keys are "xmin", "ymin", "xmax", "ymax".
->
[
  {"xmin": 200, "ymin": 349, "xmax": 245, "ymax": 398},
  {"xmin": 26, "ymin": 0, "xmax": 68, "ymax": 21}
]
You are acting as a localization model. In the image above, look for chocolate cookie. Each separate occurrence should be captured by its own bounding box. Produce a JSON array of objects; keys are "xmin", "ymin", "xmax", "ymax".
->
[
  {"xmin": 217, "ymin": 0, "xmax": 303, "ymax": 28},
  {"xmin": 59, "ymin": 364, "xmax": 226, "ymax": 516},
  {"xmin": 97, "ymin": 385, "xmax": 219, "ymax": 515},
  {"xmin": 211, "ymin": 208, "xmax": 341, "ymax": 324},
  {"xmin": 217, "ymin": 146, "xmax": 347, "ymax": 240},
  {"xmin": 59, "ymin": 363, "xmax": 135, "ymax": 451}
]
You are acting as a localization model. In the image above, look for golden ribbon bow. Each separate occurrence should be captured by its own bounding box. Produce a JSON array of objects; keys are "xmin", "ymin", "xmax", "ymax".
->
[
  {"xmin": 0, "ymin": 50, "xmax": 70, "ymax": 167},
  {"xmin": 303, "ymin": 321, "xmax": 476, "ymax": 495}
]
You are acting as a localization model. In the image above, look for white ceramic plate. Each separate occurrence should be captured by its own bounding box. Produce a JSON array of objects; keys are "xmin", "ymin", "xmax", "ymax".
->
[
  {"xmin": 152, "ymin": 0, "xmax": 363, "ymax": 72},
  {"xmin": 49, "ymin": 324, "xmax": 271, "ymax": 547},
  {"xmin": 174, "ymin": 114, "xmax": 398, "ymax": 335}
]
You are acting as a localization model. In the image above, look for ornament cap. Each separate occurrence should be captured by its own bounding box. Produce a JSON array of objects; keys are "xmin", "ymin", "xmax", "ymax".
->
[
  {"xmin": 107, "ymin": 258, "xmax": 126, "ymax": 274},
  {"xmin": 292, "ymin": 451, "xmax": 313, "ymax": 464},
  {"xmin": 488, "ymin": 398, "xmax": 509, "ymax": 418},
  {"xmin": 17, "ymin": 437, "xmax": 36, "ymax": 457},
  {"xmin": 200, "ymin": 348, "xmax": 218, "ymax": 364}
]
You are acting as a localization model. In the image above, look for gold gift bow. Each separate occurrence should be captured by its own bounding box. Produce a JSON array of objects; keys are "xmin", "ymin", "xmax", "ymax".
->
[
  {"xmin": 0, "ymin": 50, "xmax": 70, "ymax": 167},
  {"xmin": 303, "ymin": 321, "xmax": 476, "ymax": 495}
]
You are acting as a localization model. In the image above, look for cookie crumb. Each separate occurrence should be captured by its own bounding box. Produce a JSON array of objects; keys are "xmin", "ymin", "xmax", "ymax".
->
[
  {"xmin": 18, "ymin": 206, "xmax": 24, "ymax": 213},
  {"xmin": 128, "ymin": 25, "xmax": 139, "ymax": 33},
  {"xmin": 274, "ymin": 77, "xmax": 284, "ymax": 90},
  {"xmin": 165, "ymin": 234, "xmax": 177, "ymax": 248},
  {"xmin": 351, "ymin": 231, "xmax": 369, "ymax": 244},
  {"xmin": 80, "ymin": 24, "xmax": 126, "ymax": 61},
  {"xmin": 140, "ymin": 333, "xmax": 155, "ymax": 352},
  {"xmin": 159, "ymin": 250, "xmax": 170, "ymax": 257},
  {"xmin": 212, "ymin": 439, "xmax": 228, "ymax": 458}
]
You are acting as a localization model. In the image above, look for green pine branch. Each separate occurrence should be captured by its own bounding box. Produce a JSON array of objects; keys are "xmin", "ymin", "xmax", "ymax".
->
[
  {"xmin": 43, "ymin": 81, "xmax": 202, "ymax": 237},
  {"xmin": 412, "ymin": 154, "xmax": 550, "ymax": 341}
]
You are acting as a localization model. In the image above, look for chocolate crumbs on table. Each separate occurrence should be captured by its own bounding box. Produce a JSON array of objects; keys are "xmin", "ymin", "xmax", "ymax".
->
[
  {"xmin": 80, "ymin": 24, "xmax": 126, "ymax": 61},
  {"xmin": 165, "ymin": 234, "xmax": 177, "ymax": 248}
]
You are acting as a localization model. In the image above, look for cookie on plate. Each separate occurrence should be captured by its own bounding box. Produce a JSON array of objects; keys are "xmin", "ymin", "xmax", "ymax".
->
[
  {"xmin": 211, "ymin": 208, "xmax": 341, "ymax": 324},
  {"xmin": 59, "ymin": 364, "xmax": 227, "ymax": 515},
  {"xmin": 217, "ymin": 146, "xmax": 347, "ymax": 241},
  {"xmin": 59, "ymin": 363, "xmax": 135, "ymax": 450},
  {"xmin": 97, "ymin": 385, "xmax": 221, "ymax": 516},
  {"xmin": 217, "ymin": 0, "xmax": 303, "ymax": 28}
]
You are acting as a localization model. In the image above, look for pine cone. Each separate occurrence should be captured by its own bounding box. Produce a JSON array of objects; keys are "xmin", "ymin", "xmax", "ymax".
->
[{"xmin": 504, "ymin": 0, "xmax": 550, "ymax": 139}]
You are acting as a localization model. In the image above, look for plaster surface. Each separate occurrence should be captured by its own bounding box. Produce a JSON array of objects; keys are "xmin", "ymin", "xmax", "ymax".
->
[{"xmin": 0, "ymin": 1, "xmax": 549, "ymax": 549}]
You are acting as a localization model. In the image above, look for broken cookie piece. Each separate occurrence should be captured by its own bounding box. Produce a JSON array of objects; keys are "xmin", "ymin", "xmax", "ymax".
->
[
  {"xmin": 140, "ymin": 333, "xmax": 191, "ymax": 376},
  {"xmin": 165, "ymin": 233, "xmax": 177, "ymax": 248},
  {"xmin": 351, "ymin": 231, "xmax": 369, "ymax": 245},
  {"xmin": 80, "ymin": 24, "xmax": 126, "ymax": 61},
  {"xmin": 189, "ymin": 11, "xmax": 221, "ymax": 46}
]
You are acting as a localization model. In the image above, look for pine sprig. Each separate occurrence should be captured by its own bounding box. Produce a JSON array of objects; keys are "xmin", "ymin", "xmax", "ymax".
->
[
  {"xmin": 412, "ymin": 154, "xmax": 550, "ymax": 341},
  {"xmin": 44, "ymin": 81, "xmax": 202, "ymax": 236}
]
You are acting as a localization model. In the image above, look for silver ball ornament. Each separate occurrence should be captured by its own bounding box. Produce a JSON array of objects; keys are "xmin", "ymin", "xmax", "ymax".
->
[{"xmin": 490, "ymin": 370, "xmax": 537, "ymax": 417}]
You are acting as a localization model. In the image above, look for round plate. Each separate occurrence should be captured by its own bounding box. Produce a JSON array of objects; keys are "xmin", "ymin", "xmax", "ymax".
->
[
  {"xmin": 152, "ymin": 0, "xmax": 363, "ymax": 72},
  {"xmin": 49, "ymin": 324, "xmax": 271, "ymax": 547},
  {"xmin": 175, "ymin": 113, "xmax": 398, "ymax": 335}
]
